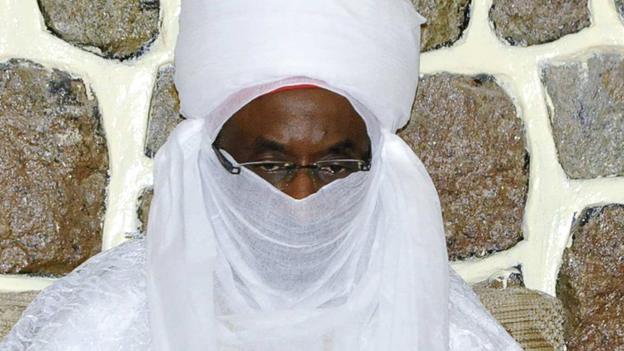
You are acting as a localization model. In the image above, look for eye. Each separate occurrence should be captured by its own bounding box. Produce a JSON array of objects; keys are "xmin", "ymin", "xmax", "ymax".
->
[
  {"xmin": 258, "ymin": 163, "xmax": 281, "ymax": 173},
  {"xmin": 257, "ymin": 163, "xmax": 285, "ymax": 173},
  {"xmin": 318, "ymin": 162, "xmax": 349, "ymax": 175}
]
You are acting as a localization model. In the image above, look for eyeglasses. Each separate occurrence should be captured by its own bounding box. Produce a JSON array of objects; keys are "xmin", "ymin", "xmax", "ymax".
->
[{"xmin": 212, "ymin": 143, "xmax": 371, "ymax": 185}]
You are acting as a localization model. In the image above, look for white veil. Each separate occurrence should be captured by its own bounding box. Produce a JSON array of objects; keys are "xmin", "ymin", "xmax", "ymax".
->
[
  {"xmin": 146, "ymin": 0, "xmax": 450, "ymax": 350},
  {"xmin": 0, "ymin": 1, "xmax": 523, "ymax": 350}
]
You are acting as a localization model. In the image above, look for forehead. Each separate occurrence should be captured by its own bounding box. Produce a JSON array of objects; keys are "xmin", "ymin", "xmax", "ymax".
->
[{"xmin": 221, "ymin": 87, "xmax": 370, "ymax": 150}]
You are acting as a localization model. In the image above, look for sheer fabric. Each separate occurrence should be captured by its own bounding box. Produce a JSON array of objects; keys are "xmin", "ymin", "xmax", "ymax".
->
[
  {"xmin": 149, "ymin": 0, "xmax": 447, "ymax": 346},
  {"xmin": 0, "ymin": 0, "xmax": 524, "ymax": 349},
  {"xmin": 1, "ymin": 239, "xmax": 521, "ymax": 350},
  {"xmin": 143, "ymin": 74, "xmax": 523, "ymax": 350},
  {"xmin": 146, "ymin": 83, "xmax": 450, "ymax": 350}
]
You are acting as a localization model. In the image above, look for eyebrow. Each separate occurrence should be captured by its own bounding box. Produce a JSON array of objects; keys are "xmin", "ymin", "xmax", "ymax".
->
[
  {"xmin": 253, "ymin": 137, "xmax": 370, "ymax": 158},
  {"xmin": 253, "ymin": 137, "xmax": 286, "ymax": 153},
  {"xmin": 327, "ymin": 139, "xmax": 356, "ymax": 155}
]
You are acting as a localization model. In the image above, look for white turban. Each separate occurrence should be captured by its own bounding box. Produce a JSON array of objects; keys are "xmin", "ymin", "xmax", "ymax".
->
[
  {"xmin": 174, "ymin": 0, "xmax": 425, "ymax": 132},
  {"xmin": 146, "ymin": 1, "xmax": 450, "ymax": 351}
]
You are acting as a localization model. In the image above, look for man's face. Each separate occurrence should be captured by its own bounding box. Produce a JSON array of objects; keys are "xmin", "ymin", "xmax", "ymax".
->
[{"xmin": 215, "ymin": 87, "xmax": 371, "ymax": 199}]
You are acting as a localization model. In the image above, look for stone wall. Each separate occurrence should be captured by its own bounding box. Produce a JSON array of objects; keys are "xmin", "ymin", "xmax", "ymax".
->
[{"xmin": 1, "ymin": 0, "xmax": 623, "ymax": 349}]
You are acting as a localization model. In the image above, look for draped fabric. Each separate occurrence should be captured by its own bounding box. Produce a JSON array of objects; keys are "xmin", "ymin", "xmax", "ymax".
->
[
  {"xmin": 145, "ymin": 1, "xmax": 450, "ymax": 348},
  {"xmin": 145, "ymin": 0, "xmax": 520, "ymax": 350},
  {"xmin": 174, "ymin": 0, "xmax": 425, "ymax": 132},
  {"xmin": 147, "ymin": 78, "xmax": 450, "ymax": 350},
  {"xmin": 0, "ymin": 0, "xmax": 523, "ymax": 350},
  {"xmin": 0, "ymin": 238, "xmax": 521, "ymax": 350}
]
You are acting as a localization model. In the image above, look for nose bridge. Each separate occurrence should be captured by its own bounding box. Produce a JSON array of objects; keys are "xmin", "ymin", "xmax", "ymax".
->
[{"xmin": 282, "ymin": 168, "xmax": 321, "ymax": 200}]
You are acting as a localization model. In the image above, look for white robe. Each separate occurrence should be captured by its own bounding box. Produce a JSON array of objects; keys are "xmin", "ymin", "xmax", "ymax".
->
[
  {"xmin": 1, "ymin": 1, "xmax": 524, "ymax": 349},
  {"xmin": 0, "ymin": 238, "xmax": 522, "ymax": 350}
]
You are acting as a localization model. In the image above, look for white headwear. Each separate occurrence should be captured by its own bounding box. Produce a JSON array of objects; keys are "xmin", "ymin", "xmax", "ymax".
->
[{"xmin": 146, "ymin": 1, "xmax": 449, "ymax": 351}]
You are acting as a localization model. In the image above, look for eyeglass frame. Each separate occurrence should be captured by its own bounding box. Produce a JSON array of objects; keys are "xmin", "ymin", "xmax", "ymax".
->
[{"xmin": 211, "ymin": 142, "xmax": 371, "ymax": 177}]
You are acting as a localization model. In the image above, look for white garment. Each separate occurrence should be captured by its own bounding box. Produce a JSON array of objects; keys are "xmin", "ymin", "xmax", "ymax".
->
[
  {"xmin": 174, "ymin": 0, "xmax": 424, "ymax": 132},
  {"xmin": 150, "ymin": 0, "xmax": 442, "ymax": 348},
  {"xmin": 143, "ymin": 79, "xmax": 522, "ymax": 351},
  {"xmin": 1, "ymin": 0, "xmax": 524, "ymax": 349},
  {"xmin": 147, "ymin": 85, "xmax": 452, "ymax": 350},
  {"xmin": 0, "ymin": 238, "xmax": 521, "ymax": 350}
]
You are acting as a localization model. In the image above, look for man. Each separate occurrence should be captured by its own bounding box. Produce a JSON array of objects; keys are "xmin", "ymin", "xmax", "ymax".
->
[
  {"xmin": 1, "ymin": 0, "xmax": 522, "ymax": 350},
  {"xmin": 213, "ymin": 87, "xmax": 371, "ymax": 200}
]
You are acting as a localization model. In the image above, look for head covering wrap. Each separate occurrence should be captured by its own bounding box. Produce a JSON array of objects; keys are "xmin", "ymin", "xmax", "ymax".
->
[
  {"xmin": 146, "ymin": 1, "xmax": 449, "ymax": 351},
  {"xmin": 267, "ymin": 84, "xmax": 320, "ymax": 94}
]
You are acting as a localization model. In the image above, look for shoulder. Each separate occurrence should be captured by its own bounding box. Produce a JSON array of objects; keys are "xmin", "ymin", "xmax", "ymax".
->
[
  {"xmin": 71, "ymin": 237, "xmax": 147, "ymax": 282},
  {"xmin": 1, "ymin": 239, "xmax": 149, "ymax": 351},
  {"xmin": 44, "ymin": 238, "xmax": 148, "ymax": 306}
]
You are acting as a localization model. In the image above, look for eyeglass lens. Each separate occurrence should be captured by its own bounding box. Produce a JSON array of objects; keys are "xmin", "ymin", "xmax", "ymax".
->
[{"xmin": 246, "ymin": 160, "xmax": 363, "ymax": 185}]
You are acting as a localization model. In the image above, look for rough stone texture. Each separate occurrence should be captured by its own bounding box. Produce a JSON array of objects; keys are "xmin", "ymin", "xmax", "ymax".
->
[
  {"xmin": 399, "ymin": 73, "xmax": 528, "ymax": 260},
  {"xmin": 617, "ymin": 0, "xmax": 624, "ymax": 21},
  {"xmin": 557, "ymin": 205, "xmax": 624, "ymax": 351},
  {"xmin": 0, "ymin": 59, "xmax": 108, "ymax": 275},
  {"xmin": 145, "ymin": 65, "xmax": 183, "ymax": 158},
  {"xmin": 489, "ymin": 0, "xmax": 591, "ymax": 46},
  {"xmin": 0, "ymin": 291, "xmax": 39, "ymax": 338},
  {"xmin": 37, "ymin": 0, "xmax": 160, "ymax": 60},
  {"xmin": 137, "ymin": 188, "xmax": 153, "ymax": 233},
  {"xmin": 411, "ymin": 0, "xmax": 471, "ymax": 52},
  {"xmin": 541, "ymin": 52, "xmax": 624, "ymax": 179}
]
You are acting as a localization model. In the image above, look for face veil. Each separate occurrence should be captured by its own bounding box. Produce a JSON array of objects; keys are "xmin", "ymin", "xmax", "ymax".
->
[{"xmin": 145, "ymin": 1, "xmax": 450, "ymax": 350}]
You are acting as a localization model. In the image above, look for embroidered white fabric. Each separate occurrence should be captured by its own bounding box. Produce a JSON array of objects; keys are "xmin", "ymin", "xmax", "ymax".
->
[
  {"xmin": 1, "ymin": 0, "xmax": 524, "ymax": 349},
  {"xmin": 0, "ymin": 238, "xmax": 521, "ymax": 350}
]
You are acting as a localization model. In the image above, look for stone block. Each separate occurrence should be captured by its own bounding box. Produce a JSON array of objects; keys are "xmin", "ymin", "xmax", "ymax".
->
[
  {"xmin": 144, "ymin": 65, "xmax": 183, "ymax": 158},
  {"xmin": 557, "ymin": 205, "xmax": 624, "ymax": 351},
  {"xmin": 399, "ymin": 73, "xmax": 528, "ymax": 260},
  {"xmin": 0, "ymin": 59, "xmax": 108, "ymax": 275},
  {"xmin": 37, "ymin": 0, "xmax": 160, "ymax": 60},
  {"xmin": 490, "ymin": 0, "xmax": 590, "ymax": 46},
  {"xmin": 541, "ymin": 51, "xmax": 624, "ymax": 179},
  {"xmin": 411, "ymin": 0, "xmax": 471, "ymax": 52}
]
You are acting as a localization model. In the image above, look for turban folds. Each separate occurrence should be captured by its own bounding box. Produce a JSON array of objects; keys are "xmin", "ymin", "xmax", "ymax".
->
[{"xmin": 174, "ymin": 0, "xmax": 426, "ymax": 132}]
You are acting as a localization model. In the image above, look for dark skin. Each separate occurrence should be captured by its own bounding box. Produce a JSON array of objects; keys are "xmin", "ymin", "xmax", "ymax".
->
[{"xmin": 215, "ymin": 87, "xmax": 371, "ymax": 200}]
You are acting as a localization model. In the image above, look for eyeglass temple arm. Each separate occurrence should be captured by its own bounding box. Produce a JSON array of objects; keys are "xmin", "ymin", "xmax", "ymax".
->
[{"xmin": 211, "ymin": 143, "xmax": 242, "ymax": 174}]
